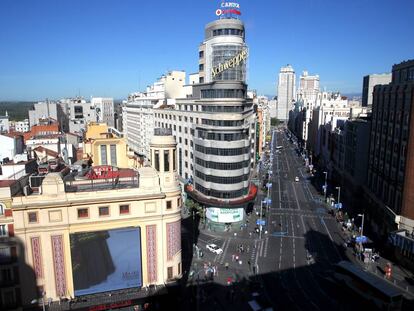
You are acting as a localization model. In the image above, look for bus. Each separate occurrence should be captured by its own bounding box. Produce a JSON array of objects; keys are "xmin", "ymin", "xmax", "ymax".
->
[{"xmin": 333, "ymin": 261, "xmax": 403, "ymax": 310}]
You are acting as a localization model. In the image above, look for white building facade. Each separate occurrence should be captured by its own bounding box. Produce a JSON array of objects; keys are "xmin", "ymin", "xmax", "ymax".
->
[
  {"xmin": 277, "ymin": 65, "xmax": 296, "ymax": 121},
  {"xmin": 91, "ymin": 97, "xmax": 115, "ymax": 127},
  {"xmin": 123, "ymin": 71, "xmax": 187, "ymax": 157}
]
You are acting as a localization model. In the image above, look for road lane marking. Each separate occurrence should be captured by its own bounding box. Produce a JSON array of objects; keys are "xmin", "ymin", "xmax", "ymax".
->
[
  {"xmin": 292, "ymin": 182, "xmax": 301, "ymax": 210},
  {"xmin": 263, "ymin": 237, "xmax": 269, "ymax": 257}
]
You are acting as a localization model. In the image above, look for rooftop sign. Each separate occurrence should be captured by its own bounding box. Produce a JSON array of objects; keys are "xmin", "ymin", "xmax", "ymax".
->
[
  {"xmin": 211, "ymin": 48, "xmax": 248, "ymax": 78},
  {"xmin": 216, "ymin": 1, "xmax": 241, "ymax": 17}
]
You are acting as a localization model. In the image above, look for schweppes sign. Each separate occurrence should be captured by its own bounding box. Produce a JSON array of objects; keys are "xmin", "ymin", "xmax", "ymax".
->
[{"xmin": 211, "ymin": 48, "xmax": 248, "ymax": 78}]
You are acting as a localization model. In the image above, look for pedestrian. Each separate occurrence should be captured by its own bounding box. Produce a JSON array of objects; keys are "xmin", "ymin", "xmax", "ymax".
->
[
  {"xmin": 225, "ymin": 262, "xmax": 229, "ymax": 270},
  {"xmin": 232, "ymin": 254, "xmax": 235, "ymax": 262}
]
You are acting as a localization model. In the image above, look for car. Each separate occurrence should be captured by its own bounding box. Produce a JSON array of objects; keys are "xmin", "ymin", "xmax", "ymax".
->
[
  {"xmin": 295, "ymin": 176, "xmax": 300, "ymax": 182},
  {"xmin": 206, "ymin": 243, "xmax": 223, "ymax": 254}
]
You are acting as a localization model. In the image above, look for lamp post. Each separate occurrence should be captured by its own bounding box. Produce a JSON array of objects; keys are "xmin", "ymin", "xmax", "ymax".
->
[
  {"xmin": 323, "ymin": 171, "xmax": 328, "ymax": 201},
  {"xmin": 335, "ymin": 186, "xmax": 341, "ymax": 206},
  {"xmin": 358, "ymin": 213, "xmax": 365, "ymax": 238}
]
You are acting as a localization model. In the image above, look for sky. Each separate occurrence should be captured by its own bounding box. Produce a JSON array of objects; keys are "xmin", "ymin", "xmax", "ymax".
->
[{"xmin": 0, "ymin": 0, "xmax": 413, "ymax": 101}]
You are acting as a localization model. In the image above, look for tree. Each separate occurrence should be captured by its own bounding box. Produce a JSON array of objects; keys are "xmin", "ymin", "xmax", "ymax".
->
[{"xmin": 186, "ymin": 199, "xmax": 205, "ymax": 224}]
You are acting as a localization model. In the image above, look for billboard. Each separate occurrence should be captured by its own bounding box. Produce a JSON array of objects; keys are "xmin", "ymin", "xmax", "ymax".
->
[
  {"xmin": 206, "ymin": 207, "xmax": 244, "ymax": 223},
  {"xmin": 70, "ymin": 227, "xmax": 142, "ymax": 296}
]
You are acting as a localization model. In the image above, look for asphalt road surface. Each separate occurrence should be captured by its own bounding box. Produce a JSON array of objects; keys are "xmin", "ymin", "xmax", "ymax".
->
[{"xmin": 184, "ymin": 128, "xmax": 370, "ymax": 310}]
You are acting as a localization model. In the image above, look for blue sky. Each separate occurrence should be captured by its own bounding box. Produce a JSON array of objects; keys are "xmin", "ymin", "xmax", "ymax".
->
[{"xmin": 0, "ymin": 0, "xmax": 413, "ymax": 100}]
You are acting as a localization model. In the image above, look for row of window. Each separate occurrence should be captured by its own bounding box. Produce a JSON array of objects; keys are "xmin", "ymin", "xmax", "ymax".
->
[
  {"xmin": 195, "ymin": 144, "xmax": 250, "ymax": 156},
  {"xmin": 153, "ymin": 149, "xmax": 176, "ymax": 172},
  {"xmin": 195, "ymin": 183, "xmax": 248, "ymax": 199},
  {"xmin": 197, "ymin": 130, "xmax": 248, "ymax": 141},
  {"xmin": 212, "ymin": 28, "xmax": 244, "ymax": 37},
  {"xmin": 202, "ymin": 105, "xmax": 244, "ymax": 113},
  {"xmin": 195, "ymin": 157, "xmax": 250, "ymax": 170},
  {"xmin": 24, "ymin": 201, "xmax": 175, "ymax": 223},
  {"xmin": 195, "ymin": 170, "xmax": 249, "ymax": 184},
  {"xmin": 201, "ymin": 119, "xmax": 244, "ymax": 127},
  {"xmin": 200, "ymin": 89, "xmax": 245, "ymax": 99}
]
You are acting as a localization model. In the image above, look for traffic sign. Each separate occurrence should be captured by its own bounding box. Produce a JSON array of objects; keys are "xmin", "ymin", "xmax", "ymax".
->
[
  {"xmin": 334, "ymin": 203, "xmax": 343, "ymax": 209},
  {"xmin": 355, "ymin": 236, "xmax": 368, "ymax": 244},
  {"xmin": 266, "ymin": 183, "xmax": 272, "ymax": 188},
  {"xmin": 256, "ymin": 219, "xmax": 266, "ymax": 226}
]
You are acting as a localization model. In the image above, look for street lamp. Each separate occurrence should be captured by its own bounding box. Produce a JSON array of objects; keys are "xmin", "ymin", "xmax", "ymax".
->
[
  {"xmin": 323, "ymin": 171, "xmax": 328, "ymax": 201},
  {"xmin": 357, "ymin": 213, "xmax": 365, "ymax": 238},
  {"xmin": 335, "ymin": 186, "xmax": 341, "ymax": 206}
]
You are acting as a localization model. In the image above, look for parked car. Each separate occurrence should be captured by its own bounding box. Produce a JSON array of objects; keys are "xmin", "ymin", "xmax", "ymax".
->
[
  {"xmin": 295, "ymin": 176, "xmax": 300, "ymax": 182},
  {"xmin": 206, "ymin": 243, "xmax": 223, "ymax": 254}
]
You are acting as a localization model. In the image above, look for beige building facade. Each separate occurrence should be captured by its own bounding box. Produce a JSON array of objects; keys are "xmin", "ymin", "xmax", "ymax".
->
[{"xmin": 1, "ymin": 131, "xmax": 182, "ymax": 309}]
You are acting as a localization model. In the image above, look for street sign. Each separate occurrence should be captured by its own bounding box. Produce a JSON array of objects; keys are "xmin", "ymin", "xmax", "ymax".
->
[
  {"xmin": 256, "ymin": 219, "xmax": 266, "ymax": 226},
  {"xmin": 356, "ymin": 236, "xmax": 368, "ymax": 244},
  {"xmin": 266, "ymin": 183, "xmax": 272, "ymax": 188},
  {"xmin": 334, "ymin": 203, "xmax": 343, "ymax": 209}
]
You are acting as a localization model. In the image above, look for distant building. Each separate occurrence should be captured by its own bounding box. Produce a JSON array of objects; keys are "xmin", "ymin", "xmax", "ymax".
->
[
  {"xmin": 91, "ymin": 97, "xmax": 114, "ymax": 127},
  {"xmin": 29, "ymin": 100, "xmax": 69, "ymax": 132},
  {"xmin": 0, "ymin": 111, "xmax": 10, "ymax": 133},
  {"xmin": 14, "ymin": 119, "xmax": 29, "ymax": 132},
  {"xmin": 123, "ymin": 71, "xmax": 187, "ymax": 158},
  {"xmin": 277, "ymin": 65, "xmax": 296, "ymax": 121},
  {"xmin": 362, "ymin": 73, "xmax": 392, "ymax": 107}
]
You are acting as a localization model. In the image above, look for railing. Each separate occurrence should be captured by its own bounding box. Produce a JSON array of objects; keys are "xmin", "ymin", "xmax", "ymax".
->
[{"xmin": 64, "ymin": 175, "xmax": 139, "ymax": 193}]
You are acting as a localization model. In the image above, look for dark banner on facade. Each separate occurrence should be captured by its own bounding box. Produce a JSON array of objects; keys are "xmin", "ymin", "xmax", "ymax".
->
[{"xmin": 70, "ymin": 227, "xmax": 142, "ymax": 296}]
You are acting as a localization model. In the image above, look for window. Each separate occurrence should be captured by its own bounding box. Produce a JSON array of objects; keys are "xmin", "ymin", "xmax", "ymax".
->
[
  {"xmin": 0, "ymin": 203, "xmax": 4, "ymax": 215},
  {"xmin": 77, "ymin": 208, "xmax": 88, "ymax": 218},
  {"xmin": 28, "ymin": 212, "xmax": 38, "ymax": 223},
  {"xmin": 199, "ymin": 64, "xmax": 204, "ymax": 71},
  {"xmin": 110, "ymin": 144, "xmax": 117, "ymax": 166},
  {"xmin": 154, "ymin": 150, "xmax": 160, "ymax": 171},
  {"xmin": 185, "ymin": 139, "xmax": 188, "ymax": 145},
  {"xmin": 120, "ymin": 204, "xmax": 130, "ymax": 214},
  {"xmin": 179, "ymin": 126, "xmax": 182, "ymax": 133},
  {"xmin": 185, "ymin": 127, "xmax": 188, "ymax": 134},
  {"xmin": 179, "ymin": 137, "xmax": 182, "ymax": 143},
  {"xmin": 167, "ymin": 267, "xmax": 173, "ymax": 279},
  {"xmin": 0, "ymin": 225, "xmax": 7, "ymax": 236},
  {"xmin": 173, "ymin": 149, "xmax": 176, "ymax": 171},
  {"xmin": 178, "ymin": 263, "xmax": 181, "ymax": 275},
  {"xmin": 185, "ymin": 161, "xmax": 188, "ymax": 168},
  {"xmin": 99, "ymin": 206, "xmax": 109, "ymax": 216},
  {"xmin": 164, "ymin": 150, "xmax": 170, "ymax": 171},
  {"xmin": 185, "ymin": 150, "xmax": 188, "ymax": 157},
  {"xmin": 177, "ymin": 197, "xmax": 181, "ymax": 207},
  {"xmin": 184, "ymin": 117, "xmax": 188, "ymax": 122},
  {"xmin": 100, "ymin": 145, "xmax": 107, "ymax": 165},
  {"xmin": 166, "ymin": 201, "xmax": 172, "ymax": 210}
]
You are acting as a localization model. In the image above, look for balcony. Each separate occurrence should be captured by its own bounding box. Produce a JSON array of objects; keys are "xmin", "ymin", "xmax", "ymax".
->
[{"xmin": 185, "ymin": 182, "xmax": 257, "ymax": 208}]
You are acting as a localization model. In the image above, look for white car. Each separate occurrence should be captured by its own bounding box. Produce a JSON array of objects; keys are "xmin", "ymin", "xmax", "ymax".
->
[
  {"xmin": 295, "ymin": 176, "xmax": 300, "ymax": 182},
  {"xmin": 206, "ymin": 243, "xmax": 223, "ymax": 254}
]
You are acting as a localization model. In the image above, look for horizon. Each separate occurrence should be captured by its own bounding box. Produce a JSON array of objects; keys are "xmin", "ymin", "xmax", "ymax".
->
[{"xmin": 0, "ymin": 0, "xmax": 413, "ymax": 101}]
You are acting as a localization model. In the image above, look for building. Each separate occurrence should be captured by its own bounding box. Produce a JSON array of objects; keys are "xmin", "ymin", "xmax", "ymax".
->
[
  {"xmin": 0, "ymin": 112, "xmax": 10, "ymax": 133},
  {"xmin": 29, "ymin": 101, "xmax": 69, "ymax": 132},
  {"xmin": 65, "ymin": 97, "xmax": 97, "ymax": 134},
  {"xmin": 0, "ymin": 129, "xmax": 182, "ymax": 310},
  {"xmin": 268, "ymin": 98, "xmax": 277, "ymax": 119},
  {"xmin": 83, "ymin": 123, "xmax": 140, "ymax": 169},
  {"xmin": 0, "ymin": 134, "xmax": 24, "ymax": 163},
  {"xmin": 153, "ymin": 12, "xmax": 257, "ymax": 231},
  {"xmin": 0, "ymin": 184, "xmax": 20, "ymax": 310},
  {"xmin": 13, "ymin": 119, "xmax": 29, "ymax": 133},
  {"xmin": 91, "ymin": 97, "xmax": 115, "ymax": 127},
  {"xmin": 277, "ymin": 65, "xmax": 296, "ymax": 121},
  {"xmin": 362, "ymin": 73, "xmax": 392, "ymax": 107},
  {"xmin": 365, "ymin": 60, "xmax": 414, "ymax": 251},
  {"xmin": 297, "ymin": 70, "xmax": 320, "ymax": 110},
  {"xmin": 123, "ymin": 71, "xmax": 187, "ymax": 158}
]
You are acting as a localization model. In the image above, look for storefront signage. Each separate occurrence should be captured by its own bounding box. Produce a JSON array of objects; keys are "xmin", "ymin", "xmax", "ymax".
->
[{"xmin": 211, "ymin": 48, "xmax": 248, "ymax": 78}]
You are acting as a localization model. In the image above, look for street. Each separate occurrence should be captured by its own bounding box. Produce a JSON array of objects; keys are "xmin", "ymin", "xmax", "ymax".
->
[{"xmin": 179, "ymin": 127, "xmax": 413, "ymax": 311}]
